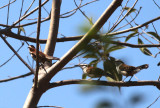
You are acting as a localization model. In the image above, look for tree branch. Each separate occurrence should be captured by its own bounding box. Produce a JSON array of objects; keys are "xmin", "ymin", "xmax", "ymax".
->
[
  {"xmin": 1, "ymin": 15, "xmax": 160, "ymax": 44},
  {"xmin": 8, "ymin": 0, "xmax": 49, "ymax": 29},
  {"xmin": 108, "ymin": 16, "xmax": 160, "ymax": 36},
  {"xmin": 0, "ymin": 35, "xmax": 34, "ymax": 73},
  {"xmin": 44, "ymin": 0, "xmax": 61, "ymax": 58},
  {"xmin": 34, "ymin": 0, "xmax": 42, "ymax": 89},
  {"xmin": 111, "ymin": 41, "xmax": 160, "ymax": 48},
  {"xmin": 109, "ymin": 0, "xmax": 138, "ymax": 32},
  {"xmin": 48, "ymin": 79, "xmax": 160, "ymax": 90},
  {"xmin": 0, "ymin": 72, "xmax": 33, "ymax": 83}
]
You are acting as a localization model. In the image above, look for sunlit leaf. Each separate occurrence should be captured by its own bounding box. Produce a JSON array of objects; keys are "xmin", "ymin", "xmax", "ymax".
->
[
  {"xmin": 123, "ymin": 7, "xmax": 137, "ymax": 16},
  {"xmin": 125, "ymin": 32, "xmax": 138, "ymax": 42},
  {"xmin": 138, "ymin": 38, "xmax": 143, "ymax": 44},
  {"xmin": 140, "ymin": 48, "xmax": 152, "ymax": 56},
  {"xmin": 147, "ymin": 31, "xmax": 160, "ymax": 41},
  {"xmin": 83, "ymin": 53, "xmax": 98, "ymax": 58},
  {"xmin": 18, "ymin": 27, "xmax": 26, "ymax": 35},
  {"xmin": 107, "ymin": 45, "xmax": 126, "ymax": 53},
  {"xmin": 89, "ymin": 59, "xmax": 99, "ymax": 67}
]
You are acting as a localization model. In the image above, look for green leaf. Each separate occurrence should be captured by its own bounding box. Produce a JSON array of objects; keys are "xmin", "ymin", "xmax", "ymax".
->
[
  {"xmin": 125, "ymin": 32, "xmax": 137, "ymax": 42},
  {"xmin": 138, "ymin": 38, "xmax": 143, "ymax": 44},
  {"xmin": 103, "ymin": 60, "xmax": 122, "ymax": 81},
  {"xmin": 83, "ymin": 53, "xmax": 98, "ymax": 58},
  {"xmin": 82, "ymin": 74, "xmax": 87, "ymax": 79},
  {"xmin": 138, "ymin": 38, "xmax": 153, "ymax": 56},
  {"xmin": 18, "ymin": 27, "xmax": 26, "ymax": 35},
  {"xmin": 140, "ymin": 48, "xmax": 152, "ymax": 56},
  {"xmin": 107, "ymin": 45, "xmax": 126, "ymax": 53},
  {"xmin": 89, "ymin": 59, "xmax": 99, "ymax": 67},
  {"xmin": 147, "ymin": 32, "xmax": 160, "ymax": 41},
  {"xmin": 123, "ymin": 7, "xmax": 137, "ymax": 16}
]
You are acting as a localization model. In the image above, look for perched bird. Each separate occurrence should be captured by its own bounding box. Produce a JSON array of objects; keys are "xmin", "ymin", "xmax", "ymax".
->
[
  {"xmin": 77, "ymin": 64, "xmax": 112, "ymax": 80},
  {"xmin": 28, "ymin": 45, "xmax": 59, "ymax": 63},
  {"xmin": 115, "ymin": 60, "xmax": 149, "ymax": 81}
]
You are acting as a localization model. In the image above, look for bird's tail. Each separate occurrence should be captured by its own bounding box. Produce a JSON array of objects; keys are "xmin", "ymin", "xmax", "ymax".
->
[
  {"xmin": 136, "ymin": 64, "xmax": 149, "ymax": 70},
  {"xmin": 47, "ymin": 56, "xmax": 60, "ymax": 60}
]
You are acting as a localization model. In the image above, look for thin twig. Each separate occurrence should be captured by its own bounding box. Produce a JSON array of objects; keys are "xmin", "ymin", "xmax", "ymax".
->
[
  {"xmin": 110, "ymin": 0, "xmax": 130, "ymax": 31},
  {"xmin": 48, "ymin": 79, "xmax": 160, "ymax": 90},
  {"xmin": 111, "ymin": 41, "xmax": 160, "ymax": 48},
  {"xmin": 109, "ymin": 0, "xmax": 139, "ymax": 32},
  {"xmin": 6, "ymin": 0, "xmax": 11, "ymax": 25},
  {"xmin": 0, "ymin": 35, "xmax": 34, "ymax": 73},
  {"xmin": 23, "ymin": 0, "xmax": 36, "ymax": 15},
  {"xmin": 18, "ymin": 0, "xmax": 24, "ymax": 34},
  {"xmin": 0, "ymin": 0, "xmax": 16, "ymax": 9},
  {"xmin": 0, "ymin": 72, "xmax": 33, "ymax": 83},
  {"xmin": 34, "ymin": 0, "xmax": 42, "ymax": 89},
  {"xmin": 152, "ymin": 0, "xmax": 160, "ymax": 9},
  {"xmin": 115, "ymin": 7, "xmax": 141, "ymax": 31},
  {"xmin": 9, "ymin": 0, "xmax": 49, "ymax": 29},
  {"xmin": 74, "ymin": 0, "xmax": 93, "ymax": 25},
  {"xmin": 0, "ymin": 43, "xmax": 24, "ymax": 67},
  {"xmin": 147, "ymin": 95, "xmax": 160, "ymax": 108},
  {"xmin": 60, "ymin": 0, "xmax": 98, "ymax": 18}
]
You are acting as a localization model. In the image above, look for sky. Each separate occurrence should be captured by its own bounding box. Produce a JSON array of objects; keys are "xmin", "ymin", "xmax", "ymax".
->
[{"xmin": 0, "ymin": 0, "xmax": 160, "ymax": 108}]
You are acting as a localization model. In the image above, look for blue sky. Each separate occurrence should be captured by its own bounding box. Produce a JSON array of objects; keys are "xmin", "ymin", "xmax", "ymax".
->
[{"xmin": 0, "ymin": 0, "xmax": 160, "ymax": 108}]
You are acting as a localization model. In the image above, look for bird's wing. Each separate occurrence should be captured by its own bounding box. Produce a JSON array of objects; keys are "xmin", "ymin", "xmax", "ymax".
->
[
  {"xmin": 120, "ymin": 64, "xmax": 136, "ymax": 72},
  {"xmin": 38, "ymin": 51, "xmax": 46, "ymax": 58}
]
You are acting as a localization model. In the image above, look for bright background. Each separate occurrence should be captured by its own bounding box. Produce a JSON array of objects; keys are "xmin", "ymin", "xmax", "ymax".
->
[{"xmin": 0, "ymin": 0, "xmax": 160, "ymax": 108}]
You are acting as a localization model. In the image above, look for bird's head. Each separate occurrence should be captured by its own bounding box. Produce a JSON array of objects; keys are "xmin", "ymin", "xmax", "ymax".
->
[
  {"xmin": 115, "ymin": 59, "xmax": 124, "ymax": 66},
  {"xmin": 28, "ymin": 45, "xmax": 35, "ymax": 51}
]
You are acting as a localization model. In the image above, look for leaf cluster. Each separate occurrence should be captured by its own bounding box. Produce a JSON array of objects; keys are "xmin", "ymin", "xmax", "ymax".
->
[{"xmin": 80, "ymin": 35, "xmax": 125, "ymax": 81}]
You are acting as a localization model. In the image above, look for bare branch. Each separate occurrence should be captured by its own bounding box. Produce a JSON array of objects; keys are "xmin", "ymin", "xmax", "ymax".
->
[
  {"xmin": 152, "ymin": 0, "xmax": 160, "ymax": 9},
  {"xmin": 44, "ymin": 0, "xmax": 61, "ymax": 58},
  {"xmin": 9, "ymin": 0, "xmax": 49, "ymax": 29},
  {"xmin": 0, "ymin": 42, "xmax": 24, "ymax": 67},
  {"xmin": 74, "ymin": 0, "xmax": 93, "ymax": 25},
  {"xmin": 0, "ymin": 72, "xmax": 33, "ymax": 83},
  {"xmin": 2, "ymin": 15, "xmax": 160, "ymax": 44},
  {"xmin": 23, "ymin": 0, "xmax": 36, "ymax": 15},
  {"xmin": 115, "ymin": 7, "xmax": 142, "ymax": 31},
  {"xmin": 111, "ymin": 41, "xmax": 160, "ymax": 48},
  {"xmin": 48, "ymin": 79, "xmax": 160, "ymax": 90},
  {"xmin": 147, "ymin": 95, "xmax": 160, "ymax": 108},
  {"xmin": 0, "ymin": 0, "xmax": 16, "ymax": 9},
  {"xmin": 0, "ymin": 35, "xmax": 34, "ymax": 73},
  {"xmin": 7, "ymin": 0, "xmax": 11, "ymax": 25},
  {"xmin": 60, "ymin": 0, "xmax": 98, "ymax": 18},
  {"xmin": 109, "ymin": 0, "xmax": 139, "ymax": 32},
  {"xmin": 108, "ymin": 16, "xmax": 160, "ymax": 36},
  {"xmin": 34, "ymin": 0, "xmax": 42, "ymax": 89}
]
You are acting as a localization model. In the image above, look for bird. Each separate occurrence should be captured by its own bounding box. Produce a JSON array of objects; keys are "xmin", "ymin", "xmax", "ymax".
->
[
  {"xmin": 28, "ymin": 45, "xmax": 59, "ymax": 63},
  {"xmin": 76, "ymin": 64, "xmax": 112, "ymax": 80},
  {"xmin": 115, "ymin": 60, "xmax": 149, "ymax": 81}
]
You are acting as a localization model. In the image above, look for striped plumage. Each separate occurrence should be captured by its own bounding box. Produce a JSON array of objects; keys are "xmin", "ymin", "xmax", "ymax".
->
[
  {"xmin": 115, "ymin": 60, "xmax": 149, "ymax": 81},
  {"xmin": 28, "ymin": 45, "xmax": 59, "ymax": 63},
  {"xmin": 77, "ymin": 64, "xmax": 112, "ymax": 79}
]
